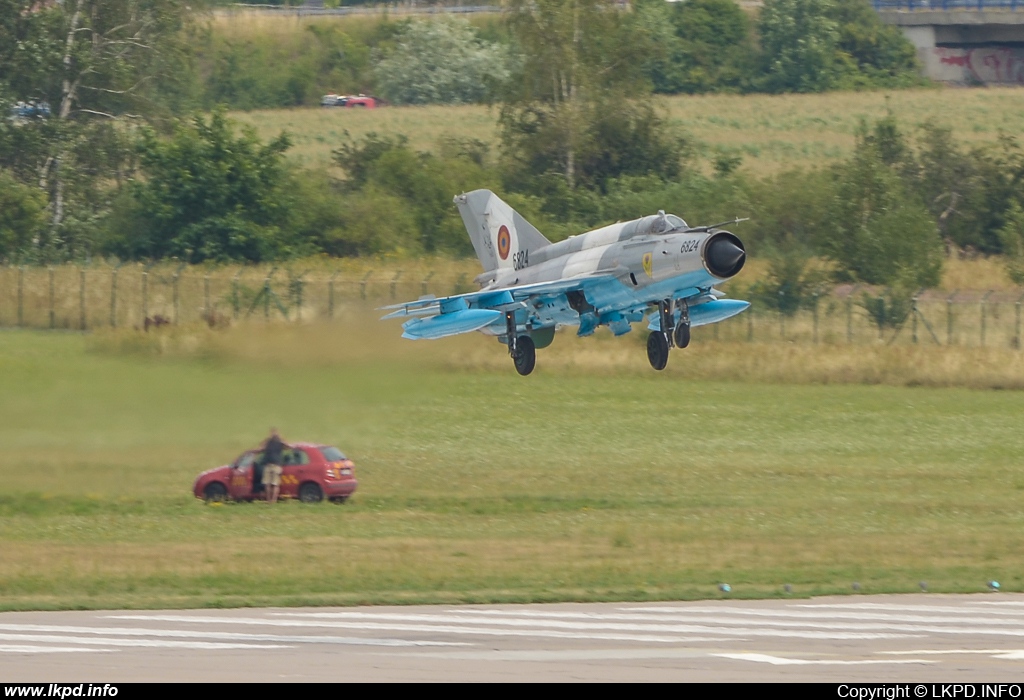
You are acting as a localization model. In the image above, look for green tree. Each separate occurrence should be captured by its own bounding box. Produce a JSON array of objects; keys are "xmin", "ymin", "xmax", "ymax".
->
[
  {"xmin": 500, "ymin": 0, "xmax": 685, "ymax": 200},
  {"xmin": 998, "ymin": 201, "xmax": 1024, "ymax": 285},
  {"xmin": 831, "ymin": 0, "xmax": 920, "ymax": 87},
  {"xmin": 0, "ymin": 0, "xmax": 197, "ymax": 260},
  {"xmin": 824, "ymin": 123, "xmax": 944, "ymax": 288},
  {"xmin": 333, "ymin": 132, "xmax": 493, "ymax": 255},
  {"xmin": 106, "ymin": 112, "xmax": 297, "ymax": 263},
  {"xmin": 0, "ymin": 169, "xmax": 47, "ymax": 261},
  {"xmin": 757, "ymin": 0, "xmax": 846, "ymax": 93},
  {"xmin": 374, "ymin": 18, "xmax": 509, "ymax": 105},
  {"xmin": 635, "ymin": 0, "xmax": 755, "ymax": 94}
]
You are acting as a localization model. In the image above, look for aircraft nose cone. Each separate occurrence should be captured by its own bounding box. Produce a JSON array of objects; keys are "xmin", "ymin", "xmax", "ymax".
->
[{"xmin": 705, "ymin": 237, "xmax": 745, "ymax": 277}]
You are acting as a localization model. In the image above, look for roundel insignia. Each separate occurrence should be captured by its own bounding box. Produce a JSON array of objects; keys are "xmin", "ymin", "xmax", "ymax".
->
[{"xmin": 497, "ymin": 225, "xmax": 511, "ymax": 260}]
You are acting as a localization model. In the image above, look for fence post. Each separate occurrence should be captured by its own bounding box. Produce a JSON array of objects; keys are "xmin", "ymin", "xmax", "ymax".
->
[
  {"xmin": 232, "ymin": 270, "xmax": 242, "ymax": 320},
  {"xmin": 390, "ymin": 270, "xmax": 402, "ymax": 300},
  {"xmin": 172, "ymin": 262, "xmax": 186, "ymax": 324},
  {"xmin": 141, "ymin": 266, "xmax": 149, "ymax": 324},
  {"xmin": 204, "ymin": 273, "xmax": 211, "ymax": 321},
  {"xmin": 328, "ymin": 271, "xmax": 340, "ymax": 319},
  {"xmin": 17, "ymin": 266, "xmax": 24, "ymax": 328},
  {"xmin": 110, "ymin": 264, "xmax": 121, "ymax": 328},
  {"xmin": 947, "ymin": 290, "xmax": 957, "ymax": 345},
  {"xmin": 846, "ymin": 293, "xmax": 853, "ymax": 343},
  {"xmin": 421, "ymin": 271, "xmax": 434, "ymax": 296},
  {"xmin": 264, "ymin": 273, "xmax": 271, "ymax": 321},
  {"xmin": 747, "ymin": 304, "xmax": 753, "ymax": 342},
  {"xmin": 360, "ymin": 271, "xmax": 373, "ymax": 301},
  {"xmin": 1016, "ymin": 291, "xmax": 1024, "ymax": 350},
  {"xmin": 294, "ymin": 273, "xmax": 305, "ymax": 322},
  {"xmin": 79, "ymin": 267, "xmax": 86, "ymax": 331},
  {"xmin": 812, "ymin": 293, "xmax": 819, "ymax": 344},
  {"xmin": 48, "ymin": 266, "xmax": 55, "ymax": 329},
  {"xmin": 981, "ymin": 290, "xmax": 993, "ymax": 347},
  {"xmin": 911, "ymin": 294, "xmax": 918, "ymax": 344}
]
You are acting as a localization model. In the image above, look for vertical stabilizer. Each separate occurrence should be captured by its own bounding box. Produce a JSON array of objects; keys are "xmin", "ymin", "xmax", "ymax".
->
[{"xmin": 454, "ymin": 190, "xmax": 552, "ymax": 274}]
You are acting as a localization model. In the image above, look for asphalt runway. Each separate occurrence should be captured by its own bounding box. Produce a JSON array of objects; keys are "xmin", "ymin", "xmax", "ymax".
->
[{"xmin": 3, "ymin": 594, "xmax": 1024, "ymax": 681}]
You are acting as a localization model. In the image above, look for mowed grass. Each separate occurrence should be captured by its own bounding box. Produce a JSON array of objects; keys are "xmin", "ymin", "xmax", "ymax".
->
[
  {"xmin": 2, "ymin": 324, "xmax": 1024, "ymax": 611},
  {"xmin": 233, "ymin": 88, "xmax": 1024, "ymax": 175}
]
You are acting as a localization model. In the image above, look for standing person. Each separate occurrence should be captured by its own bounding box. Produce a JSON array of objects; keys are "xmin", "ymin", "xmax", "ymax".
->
[{"xmin": 261, "ymin": 427, "xmax": 286, "ymax": 504}]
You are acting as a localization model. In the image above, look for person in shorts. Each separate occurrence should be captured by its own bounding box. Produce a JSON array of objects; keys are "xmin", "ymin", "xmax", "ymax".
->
[{"xmin": 260, "ymin": 428, "xmax": 286, "ymax": 504}]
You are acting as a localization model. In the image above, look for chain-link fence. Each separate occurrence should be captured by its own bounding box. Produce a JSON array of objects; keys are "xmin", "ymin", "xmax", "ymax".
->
[
  {"xmin": 0, "ymin": 264, "xmax": 480, "ymax": 331},
  {"xmin": 3, "ymin": 264, "xmax": 1024, "ymax": 349},
  {"xmin": 705, "ymin": 285, "xmax": 1024, "ymax": 349}
]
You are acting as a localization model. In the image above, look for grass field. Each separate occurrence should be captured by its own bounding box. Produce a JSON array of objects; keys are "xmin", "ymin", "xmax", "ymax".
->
[
  {"xmin": 2, "ymin": 324, "xmax": 1024, "ymax": 611},
  {"xmin": 233, "ymin": 88, "xmax": 1024, "ymax": 175}
]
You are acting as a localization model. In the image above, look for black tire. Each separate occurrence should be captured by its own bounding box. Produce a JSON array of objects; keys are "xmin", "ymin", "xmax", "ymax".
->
[
  {"xmin": 647, "ymin": 331, "xmax": 669, "ymax": 371},
  {"xmin": 513, "ymin": 335, "xmax": 536, "ymax": 376},
  {"xmin": 298, "ymin": 482, "xmax": 323, "ymax": 504},
  {"xmin": 329, "ymin": 496, "xmax": 349, "ymax": 505},
  {"xmin": 204, "ymin": 482, "xmax": 228, "ymax": 503},
  {"xmin": 673, "ymin": 321, "xmax": 691, "ymax": 349}
]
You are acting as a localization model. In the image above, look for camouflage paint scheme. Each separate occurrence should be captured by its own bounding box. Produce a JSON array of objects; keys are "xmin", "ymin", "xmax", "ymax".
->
[{"xmin": 382, "ymin": 189, "xmax": 749, "ymax": 373}]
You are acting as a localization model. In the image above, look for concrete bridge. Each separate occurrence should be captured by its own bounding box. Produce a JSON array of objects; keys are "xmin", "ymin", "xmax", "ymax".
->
[{"xmin": 874, "ymin": 1, "xmax": 1024, "ymax": 84}]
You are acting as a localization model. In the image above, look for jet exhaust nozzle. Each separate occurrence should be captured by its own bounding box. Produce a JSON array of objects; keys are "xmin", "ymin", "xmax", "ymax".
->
[{"xmin": 704, "ymin": 232, "xmax": 746, "ymax": 278}]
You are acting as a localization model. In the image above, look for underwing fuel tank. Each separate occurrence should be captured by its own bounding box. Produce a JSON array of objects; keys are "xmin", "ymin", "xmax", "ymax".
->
[{"xmin": 402, "ymin": 308, "xmax": 502, "ymax": 340}]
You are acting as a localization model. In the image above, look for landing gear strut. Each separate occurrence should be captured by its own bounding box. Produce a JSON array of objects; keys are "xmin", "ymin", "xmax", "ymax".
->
[
  {"xmin": 673, "ymin": 301, "xmax": 691, "ymax": 349},
  {"xmin": 506, "ymin": 311, "xmax": 536, "ymax": 376},
  {"xmin": 647, "ymin": 299, "xmax": 691, "ymax": 371}
]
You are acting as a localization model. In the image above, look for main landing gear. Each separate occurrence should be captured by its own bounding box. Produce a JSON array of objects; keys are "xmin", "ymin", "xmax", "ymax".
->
[
  {"xmin": 506, "ymin": 311, "xmax": 536, "ymax": 376},
  {"xmin": 647, "ymin": 299, "xmax": 690, "ymax": 371}
]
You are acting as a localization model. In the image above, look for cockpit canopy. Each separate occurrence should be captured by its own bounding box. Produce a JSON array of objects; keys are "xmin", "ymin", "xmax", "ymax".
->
[{"xmin": 620, "ymin": 211, "xmax": 687, "ymax": 239}]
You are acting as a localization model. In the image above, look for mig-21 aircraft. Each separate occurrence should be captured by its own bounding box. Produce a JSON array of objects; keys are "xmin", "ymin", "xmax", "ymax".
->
[{"xmin": 381, "ymin": 189, "xmax": 749, "ymax": 375}]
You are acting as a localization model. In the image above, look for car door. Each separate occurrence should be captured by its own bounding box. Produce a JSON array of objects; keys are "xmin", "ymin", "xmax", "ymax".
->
[
  {"xmin": 279, "ymin": 447, "xmax": 310, "ymax": 499},
  {"xmin": 228, "ymin": 451, "xmax": 258, "ymax": 500}
]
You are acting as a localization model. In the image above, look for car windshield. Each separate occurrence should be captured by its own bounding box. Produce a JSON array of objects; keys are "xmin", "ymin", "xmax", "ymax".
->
[{"xmin": 321, "ymin": 446, "xmax": 347, "ymax": 462}]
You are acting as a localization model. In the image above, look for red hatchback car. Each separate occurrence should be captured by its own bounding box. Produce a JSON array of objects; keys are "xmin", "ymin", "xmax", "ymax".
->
[{"xmin": 193, "ymin": 443, "xmax": 357, "ymax": 504}]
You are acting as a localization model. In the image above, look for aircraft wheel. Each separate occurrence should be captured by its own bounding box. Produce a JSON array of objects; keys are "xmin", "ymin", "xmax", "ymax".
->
[
  {"xmin": 512, "ymin": 335, "xmax": 536, "ymax": 376},
  {"xmin": 673, "ymin": 321, "xmax": 691, "ymax": 349},
  {"xmin": 647, "ymin": 332, "xmax": 669, "ymax": 371}
]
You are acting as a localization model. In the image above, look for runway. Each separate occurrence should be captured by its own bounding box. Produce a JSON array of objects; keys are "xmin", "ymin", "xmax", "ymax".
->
[{"xmin": 3, "ymin": 594, "xmax": 1024, "ymax": 681}]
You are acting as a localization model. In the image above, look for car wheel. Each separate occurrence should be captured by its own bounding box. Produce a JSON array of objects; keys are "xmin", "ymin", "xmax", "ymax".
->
[
  {"xmin": 298, "ymin": 482, "xmax": 324, "ymax": 504},
  {"xmin": 204, "ymin": 482, "xmax": 228, "ymax": 503},
  {"xmin": 329, "ymin": 496, "xmax": 349, "ymax": 505}
]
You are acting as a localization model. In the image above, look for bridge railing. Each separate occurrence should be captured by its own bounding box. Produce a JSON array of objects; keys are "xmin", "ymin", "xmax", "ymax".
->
[{"xmin": 873, "ymin": 0, "xmax": 1022, "ymax": 10}]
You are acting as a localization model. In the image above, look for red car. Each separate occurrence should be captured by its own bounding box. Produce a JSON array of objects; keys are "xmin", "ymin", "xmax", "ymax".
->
[
  {"xmin": 320, "ymin": 93, "xmax": 382, "ymax": 108},
  {"xmin": 193, "ymin": 443, "xmax": 357, "ymax": 504}
]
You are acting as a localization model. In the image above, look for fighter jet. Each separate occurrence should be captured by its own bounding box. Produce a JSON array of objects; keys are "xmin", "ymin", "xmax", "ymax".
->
[{"xmin": 381, "ymin": 189, "xmax": 749, "ymax": 375}]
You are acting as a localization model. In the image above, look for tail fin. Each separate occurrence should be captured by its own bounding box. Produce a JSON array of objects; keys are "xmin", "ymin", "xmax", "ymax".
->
[{"xmin": 454, "ymin": 190, "xmax": 552, "ymax": 273}]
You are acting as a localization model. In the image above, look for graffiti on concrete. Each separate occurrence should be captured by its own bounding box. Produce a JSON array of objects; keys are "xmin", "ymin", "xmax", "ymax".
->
[{"xmin": 929, "ymin": 47, "xmax": 1024, "ymax": 84}]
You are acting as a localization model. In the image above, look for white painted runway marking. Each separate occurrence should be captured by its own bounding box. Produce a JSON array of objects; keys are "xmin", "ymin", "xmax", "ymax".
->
[
  {"xmin": 0, "ymin": 632, "xmax": 287, "ymax": 650},
  {"xmin": 793, "ymin": 603, "xmax": 1024, "ymax": 614},
  {"xmin": 0, "ymin": 623, "xmax": 464, "ymax": 647},
  {"xmin": 883, "ymin": 649, "xmax": 1024, "ymax": 655},
  {"xmin": 270, "ymin": 611, "xmax": 908, "ymax": 640},
  {"xmin": 715, "ymin": 653, "xmax": 935, "ymax": 666},
  {"xmin": 111, "ymin": 614, "xmax": 731, "ymax": 644},
  {"xmin": 608, "ymin": 606, "xmax": 1024, "ymax": 632},
  {"xmin": 0, "ymin": 645, "xmax": 110, "ymax": 654}
]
